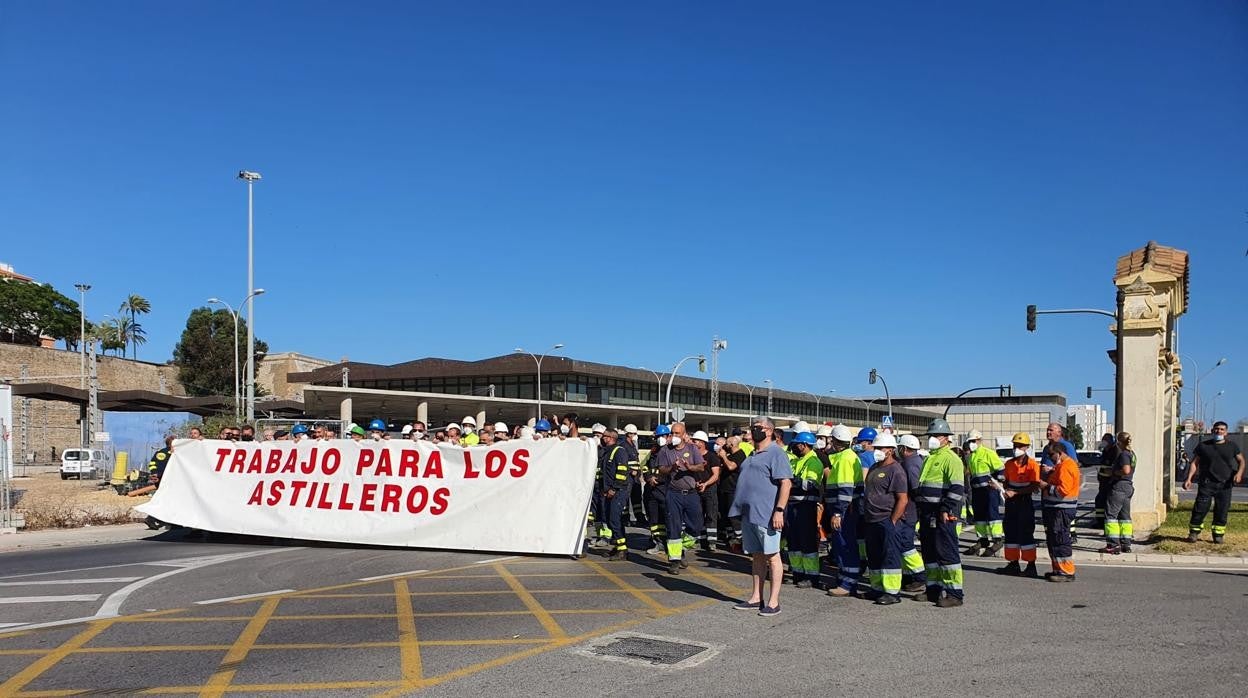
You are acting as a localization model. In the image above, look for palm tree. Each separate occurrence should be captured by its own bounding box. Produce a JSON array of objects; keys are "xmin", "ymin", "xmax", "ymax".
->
[{"xmin": 118, "ymin": 294, "xmax": 151, "ymax": 359}]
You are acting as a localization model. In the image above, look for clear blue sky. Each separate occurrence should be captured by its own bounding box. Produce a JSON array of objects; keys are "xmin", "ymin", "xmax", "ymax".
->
[{"xmin": 3, "ymin": 2, "xmax": 1245, "ymax": 426}]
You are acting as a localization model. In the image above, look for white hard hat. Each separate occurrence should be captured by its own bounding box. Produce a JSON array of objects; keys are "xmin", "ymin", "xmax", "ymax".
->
[
  {"xmin": 520, "ymin": 426, "xmax": 534, "ymax": 439},
  {"xmin": 816, "ymin": 424, "xmax": 834, "ymax": 437},
  {"xmin": 400, "ymin": 424, "xmax": 413, "ymax": 435},
  {"xmin": 624, "ymin": 424, "xmax": 638, "ymax": 435},
  {"xmin": 898, "ymin": 434, "xmax": 921, "ymax": 450},
  {"xmin": 591, "ymin": 423, "xmax": 606, "ymax": 434},
  {"xmin": 873, "ymin": 433, "xmax": 898, "ymax": 448},
  {"xmin": 692, "ymin": 430, "xmax": 710, "ymax": 443},
  {"xmin": 462, "ymin": 416, "xmax": 477, "ymax": 426},
  {"xmin": 831, "ymin": 425, "xmax": 854, "ymax": 442},
  {"xmin": 791, "ymin": 420, "xmax": 812, "ymax": 434},
  {"xmin": 493, "ymin": 422, "xmax": 508, "ymax": 433},
  {"xmin": 527, "ymin": 417, "xmax": 536, "ymax": 427},
  {"xmin": 447, "ymin": 423, "xmax": 462, "ymax": 432},
  {"xmin": 965, "ymin": 429, "xmax": 983, "ymax": 444}
]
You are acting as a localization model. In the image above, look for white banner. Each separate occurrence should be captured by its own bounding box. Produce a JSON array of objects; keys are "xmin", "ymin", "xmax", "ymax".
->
[{"xmin": 136, "ymin": 437, "xmax": 596, "ymax": 556}]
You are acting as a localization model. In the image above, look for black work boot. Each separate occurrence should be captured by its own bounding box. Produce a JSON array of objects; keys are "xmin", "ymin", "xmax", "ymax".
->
[
  {"xmin": 1023, "ymin": 562, "xmax": 1039, "ymax": 578},
  {"xmin": 997, "ymin": 561, "xmax": 1021, "ymax": 576}
]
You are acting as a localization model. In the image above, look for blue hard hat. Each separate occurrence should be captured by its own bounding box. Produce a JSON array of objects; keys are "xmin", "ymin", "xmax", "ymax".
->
[
  {"xmin": 857, "ymin": 427, "xmax": 878, "ymax": 443},
  {"xmin": 654, "ymin": 424, "xmax": 672, "ymax": 436},
  {"xmin": 535, "ymin": 419, "xmax": 552, "ymax": 432},
  {"xmin": 291, "ymin": 424, "xmax": 309, "ymax": 435},
  {"xmin": 368, "ymin": 419, "xmax": 387, "ymax": 432},
  {"xmin": 794, "ymin": 431, "xmax": 817, "ymax": 446}
]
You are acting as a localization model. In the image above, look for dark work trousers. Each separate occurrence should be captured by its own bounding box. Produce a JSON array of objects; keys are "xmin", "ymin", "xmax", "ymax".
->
[
  {"xmin": 1003, "ymin": 494, "xmax": 1037, "ymax": 563},
  {"xmin": 783, "ymin": 500, "xmax": 820, "ymax": 580},
  {"xmin": 718, "ymin": 487, "xmax": 741, "ymax": 540},
  {"xmin": 970, "ymin": 487, "xmax": 1004, "ymax": 541},
  {"xmin": 629, "ymin": 479, "xmax": 645, "ymax": 525},
  {"xmin": 1189, "ymin": 479, "xmax": 1235, "ymax": 535},
  {"xmin": 830, "ymin": 507, "xmax": 862, "ymax": 592},
  {"xmin": 645, "ymin": 483, "xmax": 669, "ymax": 544},
  {"xmin": 664, "ymin": 488, "xmax": 703, "ymax": 561},
  {"xmin": 1043, "ymin": 507, "xmax": 1076, "ymax": 576},
  {"xmin": 698, "ymin": 484, "xmax": 719, "ymax": 546},
  {"xmin": 605, "ymin": 481, "xmax": 632, "ymax": 553},
  {"xmin": 918, "ymin": 509, "xmax": 964, "ymax": 601},
  {"xmin": 864, "ymin": 518, "xmax": 902, "ymax": 597},
  {"xmin": 1094, "ymin": 475, "xmax": 1110, "ymax": 522},
  {"xmin": 590, "ymin": 486, "xmax": 604, "ymax": 536}
]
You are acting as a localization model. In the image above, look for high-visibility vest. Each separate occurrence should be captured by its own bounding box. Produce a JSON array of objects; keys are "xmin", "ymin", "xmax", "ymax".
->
[
  {"xmin": 916, "ymin": 446, "xmax": 965, "ymax": 514},
  {"xmin": 789, "ymin": 451, "xmax": 823, "ymax": 501}
]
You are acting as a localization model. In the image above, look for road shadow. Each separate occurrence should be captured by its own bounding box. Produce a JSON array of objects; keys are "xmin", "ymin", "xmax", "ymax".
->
[
  {"xmin": 640, "ymin": 571, "xmax": 739, "ymax": 602},
  {"xmin": 1203, "ymin": 570, "xmax": 1248, "ymax": 579}
]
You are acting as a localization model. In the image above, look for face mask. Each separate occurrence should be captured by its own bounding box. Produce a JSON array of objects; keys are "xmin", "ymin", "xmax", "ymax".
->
[
  {"xmin": 559, "ymin": 424, "xmax": 570, "ymax": 435},
  {"xmin": 712, "ymin": 443, "xmax": 720, "ymax": 452},
  {"xmin": 656, "ymin": 436, "xmax": 668, "ymax": 447},
  {"xmin": 464, "ymin": 426, "xmax": 474, "ymax": 433},
  {"xmin": 750, "ymin": 426, "xmax": 767, "ymax": 443},
  {"xmin": 1215, "ymin": 434, "xmax": 1226, "ymax": 442},
  {"xmin": 670, "ymin": 436, "xmax": 683, "ymax": 447},
  {"xmin": 852, "ymin": 443, "xmax": 864, "ymax": 453},
  {"xmin": 816, "ymin": 438, "xmax": 827, "ymax": 450},
  {"xmin": 241, "ymin": 434, "xmax": 254, "ymax": 442},
  {"xmin": 412, "ymin": 431, "xmax": 425, "ymax": 440},
  {"xmin": 1014, "ymin": 448, "xmax": 1027, "ymax": 458},
  {"xmin": 967, "ymin": 442, "xmax": 978, "ymax": 452},
  {"xmin": 927, "ymin": 437, "xmax": 942, "ymax": 450},
  {"xmin": 872, "ymin": 449, "xmax": 888, "ymax": 464}
]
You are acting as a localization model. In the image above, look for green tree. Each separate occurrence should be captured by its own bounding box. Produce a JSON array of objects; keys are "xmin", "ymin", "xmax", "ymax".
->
[
  {"xmin": 0, "ymin": 278, "xmax": 81, "ymax": 346},
  {"xmin": 118, "ymin": 294, "xmax": 151, "ymax": 359},
  {"xmin": 172, "ymin": 307, "xmax": 268, "ymax": 397},
  {"xmin": 91, "ymin": 319, "xmax": 126, "ymax": 356},
  {"xmin": 1065, "ymin": 415, "xmax": 1085, "ymax": 450}
]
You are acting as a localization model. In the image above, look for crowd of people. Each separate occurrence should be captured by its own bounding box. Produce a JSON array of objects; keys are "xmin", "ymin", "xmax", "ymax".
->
[{"xmin": 158, "ymin": 411, "xmax": 1244, "ymax": 617}]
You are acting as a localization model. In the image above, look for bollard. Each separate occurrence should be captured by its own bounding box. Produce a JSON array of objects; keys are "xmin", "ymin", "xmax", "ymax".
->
[{"xmin": 111, "ymin": 452, "xmax": 129, "ymax": 486}]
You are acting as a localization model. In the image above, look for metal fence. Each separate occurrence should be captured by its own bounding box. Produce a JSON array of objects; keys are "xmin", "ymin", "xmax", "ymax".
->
[{"xmin": 1, "ymin": 418, "xmax": 17, "ymax": 530}]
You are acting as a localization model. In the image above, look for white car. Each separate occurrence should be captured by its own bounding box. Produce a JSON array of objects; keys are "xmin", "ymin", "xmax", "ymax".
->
[{"xmin": 60, "ymin": 448, "xmax": 110, "ymax": 480}]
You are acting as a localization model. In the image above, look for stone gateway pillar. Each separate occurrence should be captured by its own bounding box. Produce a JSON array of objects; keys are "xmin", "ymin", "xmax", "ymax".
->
[{"xmin": 1112, "ymin": 242, "xmax": 1188, "ymax": 533}]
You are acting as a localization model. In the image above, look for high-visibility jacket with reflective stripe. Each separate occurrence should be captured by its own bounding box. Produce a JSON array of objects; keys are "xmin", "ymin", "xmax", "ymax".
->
[
  {"xmin": 1042, "ymin": 455, "xmax": 1080, "ymax": 509},
  {"xmin": 916, "ymin": 446, "xmax": 965, "ymax": 515},
  {"xmin": 739, "ymin": 442, "xmax": 755, "ymax": 457},
  {"xmin": 460, "ymin": 432, "xmax": 480, "ymax": 447},
  {"xmin": 789, "ymin": 451, "xmax": 823, "ymax": 501},
  {"xmin": 598, "ymin": 446, "xmax": 630, "ymax": 490},
  {"xmin": 1004, "ymin": 456, "xmax": 1041, "ymax": 492},
  {"xmin": 823, "ymin": 449, "xmax": 863, "ymax": 516},
  {"xmin": 967, "ymin": 447, "xmax": 1005, "ymax": 488}
]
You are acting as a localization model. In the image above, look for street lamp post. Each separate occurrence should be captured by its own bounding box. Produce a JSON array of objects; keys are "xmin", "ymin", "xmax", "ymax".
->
[
  {"xmin": 800, "ymin": 391, "xmax": 823, "ymax": 421},
  {"xmin": 238, "ymin": 170, "xmax": 262, "ymax": 422},
  {"xmin": 1205, "ymin": 390, "xmax": 1226, "ymax": 427},
  {"xmin": 664, "ymin": 355, "xmax": 706, "ymax": 423},
  {"xmin": 516, "ymin": 343, "xmax": 564, "ymax": 419},
  {"xmin": 868, "ymin": 368, "xmax": 893, "ymax": 427},
  {"xmin": 74, "ymin": 284, "xmax": 90, "ymax": 388},
  {"xmin": 638, "ymin": 367, "xmax": 664, "ymax": 425},
  {"xmin": 209, "ymin": 289, "xmax": 265, "ymax": 422},
  {"xmin": 763, "ymin": 379, "xmax": 773, "ymax": 416},
  {"xmin": 1194, "ymin": 357, "xmax": 1227, "ymax": 429}
]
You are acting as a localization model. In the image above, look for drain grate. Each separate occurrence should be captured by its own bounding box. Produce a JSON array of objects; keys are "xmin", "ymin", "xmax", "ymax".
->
[{"xmin": 590, "ymin": 636, "xmax": 708, "ymax": 666}]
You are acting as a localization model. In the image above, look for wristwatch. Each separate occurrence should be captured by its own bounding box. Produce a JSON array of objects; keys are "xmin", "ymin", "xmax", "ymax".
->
[{"xmin": 773, "ymin": 507, "xmax": 784, "ymax": 513}]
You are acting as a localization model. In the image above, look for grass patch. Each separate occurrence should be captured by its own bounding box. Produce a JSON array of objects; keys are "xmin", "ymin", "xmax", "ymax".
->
[
  {"xmin": 1151, "ymin": 501, "xmax": 1248, "ymax": 555},
  {"xmin": 11, "ymin": 475, "xmax": 146, "ymax": 530}
]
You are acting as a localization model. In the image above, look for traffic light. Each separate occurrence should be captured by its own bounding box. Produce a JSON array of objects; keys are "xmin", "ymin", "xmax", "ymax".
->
[
  {"xmin": 1026, "ymin": 305, "xmax": 1037, "ymax": 332},
  {"xmin": 1086, "ymin": 386, "xmax": 1093, "ymax": 399},
  {"xmin": 698, "ymin": 356, "xmax": 706, "ymax": 372}
]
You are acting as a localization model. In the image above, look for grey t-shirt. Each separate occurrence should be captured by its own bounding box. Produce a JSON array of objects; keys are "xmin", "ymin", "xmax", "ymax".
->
[
  {"xmin": 862, "ymin": 460, "xmax": 907, "ymax": 524},
  {"xmin": 728, "ymin": 443, "xmax": 794, "ymax": 529},
  {"xmin": 653, "ymin": 440, "xmax": 704, "ymax": 491}
]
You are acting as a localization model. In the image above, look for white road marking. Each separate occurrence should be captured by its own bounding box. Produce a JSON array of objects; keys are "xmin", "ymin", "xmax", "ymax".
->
[
  {"xmin": 473, "ymin": 556, "xmax": 519, "ymax": 565},
  {"xmin": 94, "ymin": 549, "xmax": 287, "ymax": 618},
  {"xmin": 0, "ymin": 616, "xmax": 97, "ymax": 632},
  {"xmin": 0, "ymin": 595, "xmax": 101, "ymax": 604},
  {"xmin": 195, "ymin": 589, "xmax": 294, "ymax": 605},
  {"xmin": 0, "ymin": 623, "xmax": 27, "ymax": 629},
  {"xmin": 0, "ymin": 577, "xmax": 142, "ymax": 587},
  {"xmin": 358, "ymin": 570, "xmax": 428, "ymax": 582}
]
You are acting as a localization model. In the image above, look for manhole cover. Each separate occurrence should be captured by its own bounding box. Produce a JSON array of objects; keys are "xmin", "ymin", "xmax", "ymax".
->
[
  {"xmin": 592, "ymin": 636, "xmax": 706, "ymax": 665},
  {"xmin": 577, "ymin": 633, "xmax": 722, "ymax": 669}
]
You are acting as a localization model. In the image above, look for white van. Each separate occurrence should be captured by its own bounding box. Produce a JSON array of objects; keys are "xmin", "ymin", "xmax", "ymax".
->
[{"xmin": 60, "ymin": 448, "xmax": 110, "ymax": 480}]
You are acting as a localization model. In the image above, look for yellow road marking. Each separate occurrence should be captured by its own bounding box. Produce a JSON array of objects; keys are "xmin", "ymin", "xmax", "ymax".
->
[
  {"xmin": 579, "ymin": 559, "xmax": 673, "ymax": 616},
  {"xmin": 200, "ymin": 596, "xmax": 280, "ymax": 698},
  {"xmin": 119, "ymin": 616, "xmax": 256, "ymax": 623},
  {"xmin": 394, "ymin": 578, "xmax": 424, "ymax": 689},
  {"xmin": 0, "ymin": 619, "xmax": 115, "ymax": 695},
  {"xmin": 120, "ymin": 679, "xmax": 407, "ymax": 694},
  {"xmin": 495, "ymin": 564, "xmax": 566, "ymax": 639}
]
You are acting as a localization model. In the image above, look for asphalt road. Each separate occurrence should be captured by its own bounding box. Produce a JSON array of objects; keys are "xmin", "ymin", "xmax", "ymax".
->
[{"xmin": 1, "ymin": 526, "xmax": 1246, "ymax": 696}]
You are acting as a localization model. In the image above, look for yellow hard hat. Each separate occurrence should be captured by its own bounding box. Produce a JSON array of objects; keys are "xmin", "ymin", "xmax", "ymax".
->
[{"xmin": 1012, "ymin": 432, "xmax": 1031, "ymax": 446}]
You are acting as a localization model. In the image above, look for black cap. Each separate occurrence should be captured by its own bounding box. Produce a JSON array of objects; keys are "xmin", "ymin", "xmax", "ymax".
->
[{"xmin": 273, "ymin": 430, "xmax": 289, "ymax": 438}]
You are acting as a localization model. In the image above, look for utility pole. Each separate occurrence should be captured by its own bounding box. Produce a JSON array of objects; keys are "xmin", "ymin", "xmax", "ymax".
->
[
  {"xmin": 710, "ymin": 336, "xmax": 727, "ymax": 409},
  {"xmin": 74, "ymin": 283, "xmax": 90, "ymax": 388},
  {"xmin": 87, "ymin": 341, "xmax": 100, "ymax": 446}
]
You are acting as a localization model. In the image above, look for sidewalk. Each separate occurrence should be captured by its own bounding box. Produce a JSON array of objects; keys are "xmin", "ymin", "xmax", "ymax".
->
[{"xmin": 0, "ymin": 523, "xmax": 156, "ymax": 554}]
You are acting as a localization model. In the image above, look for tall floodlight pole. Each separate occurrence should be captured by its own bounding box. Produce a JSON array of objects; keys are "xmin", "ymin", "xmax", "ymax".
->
[
  {"xmin": 516, "ymin": 343, "xmax": 564, "ymax": 419},
  {"xmin": 238, "ymin": 170, "xmax": 262, "ymax": 422},
  {"xmin": 74, "ymin": 284, "xmax": 90, "ymax": 388},
  {"xmin": 763, "ymin": 379, "xmax": 773, "ymax": 416},
  {"xmin": 710, "ymin": 336, "xmax": 728, "ymax": 408}
]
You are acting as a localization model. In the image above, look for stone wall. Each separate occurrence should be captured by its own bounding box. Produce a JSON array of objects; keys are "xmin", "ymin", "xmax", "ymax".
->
[
  {"xmin": 1, "ymin": 344, "xmax": 184, "ymax": 466},
  {"xmin": 257, "ymin": 352, "xmax": 334, "ymax": 401}
]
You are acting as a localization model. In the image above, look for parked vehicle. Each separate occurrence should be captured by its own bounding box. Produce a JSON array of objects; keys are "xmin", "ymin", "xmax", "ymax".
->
[{"xmin": 60, "ymin": 448, "xmax": 110, "ymax": 480}]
